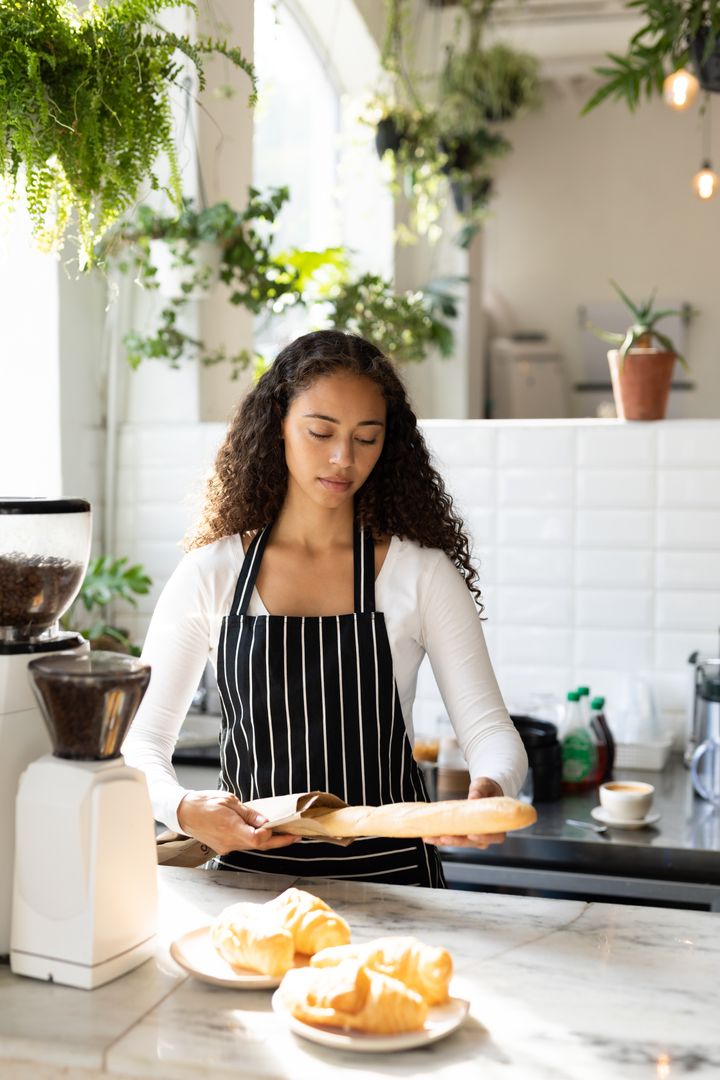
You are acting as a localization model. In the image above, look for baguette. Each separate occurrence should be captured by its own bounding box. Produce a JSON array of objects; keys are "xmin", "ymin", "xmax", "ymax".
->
[{"xmin": 275, "ymin": 797, "xmax": 536, "ymax": 839}]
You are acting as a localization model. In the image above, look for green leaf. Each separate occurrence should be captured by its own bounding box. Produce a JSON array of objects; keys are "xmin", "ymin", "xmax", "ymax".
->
[{"xmin": 610, "ymin": 279, "xmax": 643, "ymax": 320}]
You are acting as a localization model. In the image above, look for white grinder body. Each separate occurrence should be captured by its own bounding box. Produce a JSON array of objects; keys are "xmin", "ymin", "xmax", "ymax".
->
[{"xmin": 11, "ymin": 754, "xmax": 157, "ymax": 989}]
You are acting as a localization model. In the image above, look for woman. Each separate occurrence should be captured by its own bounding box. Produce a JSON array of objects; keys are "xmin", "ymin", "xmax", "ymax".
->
[{"xmin": 124, "ymin": 330, "xmax": 527, "ymax": 888}]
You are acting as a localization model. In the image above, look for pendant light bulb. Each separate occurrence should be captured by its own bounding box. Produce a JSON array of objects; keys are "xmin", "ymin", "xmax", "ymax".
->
[
  {"xmin": 693, "ymin": 161, "xmax": 719, "ymax": 200},
  {"xmin": 663, "ymin": 67, "xmax": 699, "ymax": 110}
]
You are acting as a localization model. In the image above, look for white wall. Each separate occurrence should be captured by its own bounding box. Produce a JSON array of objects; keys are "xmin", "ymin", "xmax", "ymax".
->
[
  {"xmin": 484, "ymin": 89, "xmax": 720, "ymax": 419},
  {"xmin": 114, "ymin": 417, "xmax": 720, "ymax": 753}
]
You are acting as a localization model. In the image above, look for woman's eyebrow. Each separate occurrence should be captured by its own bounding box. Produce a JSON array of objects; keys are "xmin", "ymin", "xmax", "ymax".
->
[{"xmin": 302, "ymin": 412, "xmax": 385, "ymax": 427}]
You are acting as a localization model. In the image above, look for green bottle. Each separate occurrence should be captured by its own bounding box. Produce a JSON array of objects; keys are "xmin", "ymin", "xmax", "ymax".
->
[{"xmin": 561, "ymin": 690, "xmax": 598, "ymax": 791}]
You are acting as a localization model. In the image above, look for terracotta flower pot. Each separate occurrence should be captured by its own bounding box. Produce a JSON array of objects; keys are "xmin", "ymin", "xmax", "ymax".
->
[{"xmin": 607, "ymin": 348, "xmax": 676, "ymax": 421}]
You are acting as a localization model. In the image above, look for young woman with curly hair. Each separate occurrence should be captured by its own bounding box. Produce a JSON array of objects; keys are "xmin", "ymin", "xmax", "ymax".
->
[{"xmin": 124, "ymin": 330, "xmax": 526, "ymax": 888}]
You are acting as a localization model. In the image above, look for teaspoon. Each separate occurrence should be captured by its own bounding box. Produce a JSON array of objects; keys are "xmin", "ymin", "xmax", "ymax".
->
[{"xmin": 565, "ymin": 818, "xmax": 608, "ymax": 834}]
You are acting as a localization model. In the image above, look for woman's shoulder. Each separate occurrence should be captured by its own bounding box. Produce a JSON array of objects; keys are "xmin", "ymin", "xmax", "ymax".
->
[
  {"xmin": 181, "ymin": 533, "xmax": 245, "ymax": 575},
  {"xmin": 381, "ymin": 535, "xmax": 447, "ymax": 588}
]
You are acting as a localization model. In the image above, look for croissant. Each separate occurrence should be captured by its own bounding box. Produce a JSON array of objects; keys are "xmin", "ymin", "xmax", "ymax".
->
[
  {"xmin": 310, "ymin": 936, "xmax": 451, "ymax": 1004},
  {"xmin": 264, "ymin": 888, "xmax": 351, "ymax": 955},
  {"xmin": 278, "ymin": 960, "xmax": 428, "ymax": 1034},
  {"xmin": 210, "ymin": 901, "xmax": 295, "ymax": 977}
]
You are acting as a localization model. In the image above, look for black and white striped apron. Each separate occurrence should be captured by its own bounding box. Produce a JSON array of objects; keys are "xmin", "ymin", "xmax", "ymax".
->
[{"xmin": 213, "ymin": 525, "xmax": 446, "ymax": 888}]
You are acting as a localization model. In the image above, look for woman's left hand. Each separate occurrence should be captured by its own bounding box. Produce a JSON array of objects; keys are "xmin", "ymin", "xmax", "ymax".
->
[{"xmin": 422, "ymin": 776, "xmax": 506, "ymax": 850}]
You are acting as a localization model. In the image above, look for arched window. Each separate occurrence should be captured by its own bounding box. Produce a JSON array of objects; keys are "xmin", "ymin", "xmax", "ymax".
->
[
  {"xmin": 0, "ymin": 202, "xmax": 60, "ymax": 493},
  {"xmin": 253, "ymin": 0, "xmax": 393, "ymax": 357}
]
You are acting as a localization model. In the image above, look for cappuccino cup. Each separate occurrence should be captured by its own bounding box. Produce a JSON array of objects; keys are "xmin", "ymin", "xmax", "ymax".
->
[{"xmin": 599, "ymin": 781, "xmax": 654, "ymax": 821}]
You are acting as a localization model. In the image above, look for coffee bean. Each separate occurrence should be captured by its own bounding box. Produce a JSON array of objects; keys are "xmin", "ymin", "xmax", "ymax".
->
[
  {"xmin": 30, "ymin": 666, "xmax": 151, "ymax": 760},
  {"xmin": 0, "ymin": 553, "xmax": 84, "ymax": 635}
]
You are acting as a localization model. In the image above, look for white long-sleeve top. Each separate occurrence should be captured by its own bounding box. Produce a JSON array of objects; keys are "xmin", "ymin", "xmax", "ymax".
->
[{"xmin": 123, "ymin": 534, "xmax": 527, "ymax": 831}]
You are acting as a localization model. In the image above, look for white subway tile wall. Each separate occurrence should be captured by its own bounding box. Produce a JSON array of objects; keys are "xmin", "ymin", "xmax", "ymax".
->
[{"xmin": 115, "ymin": 419, "xmax": 720, "ymax": 746}]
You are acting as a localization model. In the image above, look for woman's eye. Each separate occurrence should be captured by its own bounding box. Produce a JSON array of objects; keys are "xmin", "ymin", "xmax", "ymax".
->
[
  {"xmin": 308, "ymin": 430, "xmax": 331, "ymax": 440},
  {"xmin": 356, "ymin": 438, "xmax": 377, "ymax": 446}
]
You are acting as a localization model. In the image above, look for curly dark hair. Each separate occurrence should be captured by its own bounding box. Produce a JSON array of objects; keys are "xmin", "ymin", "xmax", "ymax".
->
[{"xmin": 186, "ymin": 330, "xmax": 483, "ymax": 610}]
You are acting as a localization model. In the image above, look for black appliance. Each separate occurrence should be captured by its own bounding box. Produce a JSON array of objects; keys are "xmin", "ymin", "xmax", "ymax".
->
[{"xmin": 511, "ymin": 714, "xmax": 562, "ymax": 803}]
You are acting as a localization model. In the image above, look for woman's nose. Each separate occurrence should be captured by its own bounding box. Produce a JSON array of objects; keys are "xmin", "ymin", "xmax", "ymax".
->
[{"xmin": 329, "ymin": 439, "xmax": 354, "ymax": 467}]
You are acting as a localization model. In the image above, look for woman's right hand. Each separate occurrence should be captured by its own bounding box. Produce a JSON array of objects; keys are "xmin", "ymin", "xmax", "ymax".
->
[{"xmin": 176, "ymin": 790, "xmax": 301, "ymax": 855}]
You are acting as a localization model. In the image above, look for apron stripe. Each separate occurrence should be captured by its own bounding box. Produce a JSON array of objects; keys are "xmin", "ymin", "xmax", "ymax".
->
[
  {"xmin": 237, "ymin": 845, "xmax": 417, "ymax": 862},
  {"xmin": 266, "ymin": 622, "xmax": 274, "ymax": 797},
  {"xmin": 353, "ymin": 614, "xmax": 366, "ymax": 804},
  {"xmin": 319, "ymin": 621, "xmax": 328, "ymax": 792},
  {"xmin": 283, "ymin": 617, "xmax": 292, "ymax": 793},
  {"xmin": 336, "ymin": 616, "xmax": 348, "ymax": 802},
  {"xmin": 372, "ymin": 616, "xmax": 383, "ymax": 805},
  {"xmin": 248, "ymin": 619, "xmax": 258, "ymax": 801}
]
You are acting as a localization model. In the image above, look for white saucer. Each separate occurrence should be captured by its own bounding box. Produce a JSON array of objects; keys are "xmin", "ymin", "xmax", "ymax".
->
[
  {"xmin": 591, "ymin": 806, "xmax": 661, "ymax": 830},
  {"xmin": 170, "ymin": 926, "xmax": 308, "ymax": 989}
]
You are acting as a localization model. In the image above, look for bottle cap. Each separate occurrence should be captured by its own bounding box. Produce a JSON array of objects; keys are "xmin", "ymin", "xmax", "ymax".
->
[
  {"xmin": 567, "ymin": 690, "xmax": 580, "ymax": 701},
  {"xmin": 591, "ymin": 696, "xmax": 605, "ymax": 709},
  {"xmin": 577, "ymin": 686, "xmax": 590, "ymax": 696}
]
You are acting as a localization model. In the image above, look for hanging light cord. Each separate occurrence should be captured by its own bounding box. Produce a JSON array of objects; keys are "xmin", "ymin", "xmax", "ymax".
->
[{"xmin": 702, "ymin": 91, "xmax": 713, "ymax": 166}]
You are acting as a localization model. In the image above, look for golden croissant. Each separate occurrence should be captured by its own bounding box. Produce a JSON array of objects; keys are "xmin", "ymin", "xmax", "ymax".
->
[
  {"xmin": 278, "ymin": 960, "xmax": 428, "ymax": 1034},
  {"xmin": 310, "ymin": 935, "xmax": 452, "ymax": 1004},
  {"xmin": 210, "ymin": 901, "xmax": 295, "ymax": 977},
  {"xmin": 264, "ymin": 887, "xmax": 351, "ymax": 955}
]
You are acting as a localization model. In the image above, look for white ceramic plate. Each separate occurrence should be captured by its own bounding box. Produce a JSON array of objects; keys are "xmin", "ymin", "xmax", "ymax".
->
[
  {"xmin": 591, "ymin": 806, "xmax": 661, "ymax": 831},
  {"xmin": 170, "ymin": 925, "xmax": 308, "ymax": 989},
  {"xmin": 271, "ymin": 990, "xmax": 469, "ymax": 1053}
]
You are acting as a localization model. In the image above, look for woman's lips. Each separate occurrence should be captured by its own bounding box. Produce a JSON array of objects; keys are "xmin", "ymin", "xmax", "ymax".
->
[{"xmin": 318, "ymin": 477, "xmax": 352, "ymax": 493}]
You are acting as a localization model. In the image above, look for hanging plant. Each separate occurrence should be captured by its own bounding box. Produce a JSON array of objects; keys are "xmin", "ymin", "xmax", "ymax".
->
[
  {"xmin": 102, "ymin": 186, "xmax": 350, "ymax": 376},
  {"xmin": 364, "ymin": 94, "xmax": 449, "ymax": 244},
  {"xmin": 324, "ymin": 272, "xmax": 456, "ymax": 364},
  {"xmin": 370, "ymin": 0, "xmax": 542, "ymax": 247},
  {"xmin": 104, "ymin": 182, "xmax": 458, "ymax": 374},
  {"xmin": 440, "ymin": 41, "xmax": 542, "ymax": 125},
  {"xmin": 0, "ymin": 0, "xmax": 256, "ymax": 268}
]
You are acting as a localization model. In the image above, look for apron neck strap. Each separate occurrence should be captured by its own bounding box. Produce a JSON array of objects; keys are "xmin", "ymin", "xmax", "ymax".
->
[
  {"xmin": 231, "ymin": 523, "xmax": 376, "ymax": 616},
  {"xmin": 231, "ymin": 526, "xmax": 271, "ymax": 615},
  {"xmin": 354, "ymin": 525, "xmax": 376, "ymax": 614}
]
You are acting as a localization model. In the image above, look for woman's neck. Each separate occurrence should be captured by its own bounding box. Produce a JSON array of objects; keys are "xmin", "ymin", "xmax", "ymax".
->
[{"xmin": 271, "ymin": 484, "xmax": 355, "ymax": 553}]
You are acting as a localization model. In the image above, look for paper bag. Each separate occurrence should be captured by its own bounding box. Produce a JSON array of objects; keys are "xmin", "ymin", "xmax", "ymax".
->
[{"xmin": 155, "ymin": 791, "xmax": 353, "ymax": 867}]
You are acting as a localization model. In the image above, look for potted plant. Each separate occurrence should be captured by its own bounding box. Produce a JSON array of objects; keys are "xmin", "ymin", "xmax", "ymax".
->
[
  {"xmin": 581, "ymin": 1, "xmax": 719, "ymax": 113},
  {"xmin": 586, "ymin": 281, "xmax": 694, "ymax": 420},
  {"xmin": 0, "ymin": 0, "xmax": 256, "ymax": 268},
  {"xmin": 60, "ymin": 556, "xmax": 152, "ymax": 655}
]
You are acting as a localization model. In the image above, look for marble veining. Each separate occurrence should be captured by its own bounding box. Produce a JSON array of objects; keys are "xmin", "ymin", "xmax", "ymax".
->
[{"xmin": 1, "ymin": 865, "xmax": 718, "ymax": 1079}]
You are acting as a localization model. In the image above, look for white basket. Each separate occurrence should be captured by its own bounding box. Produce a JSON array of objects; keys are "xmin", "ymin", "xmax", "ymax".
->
[{"xmin": 614, "ymin": 736, "xmax": 673, "ymax": 771}]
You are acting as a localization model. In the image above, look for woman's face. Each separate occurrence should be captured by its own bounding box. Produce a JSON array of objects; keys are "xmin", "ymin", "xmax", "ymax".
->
[{"xmin": 281, "ymin": 371, "xmax": 387, "ymax": 509}]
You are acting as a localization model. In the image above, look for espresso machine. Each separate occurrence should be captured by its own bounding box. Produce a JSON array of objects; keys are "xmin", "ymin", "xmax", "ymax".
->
[
  {"xmin": 11, "ymin": 650, "xmax": 157, "ymax": 989},
  {"xmin": 686, "ymin": 648, "xmax": 720, "ymax": 764},
  {"xmin": 0, "ymin": 497, "xmax": 91, "ymax": 956},
  {"xmin": 686, "ymin": 650, "xmax": 720, "ymax": 808}
]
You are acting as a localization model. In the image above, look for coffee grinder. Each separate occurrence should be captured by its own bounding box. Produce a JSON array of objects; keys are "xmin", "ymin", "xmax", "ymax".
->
[
  {"xmin": 0, "ymin": 497, "xmax": 92, "ymax": 956},
  {"xmin": 11, "ymin": 650, "xmax": 157, "ymax": 989}
]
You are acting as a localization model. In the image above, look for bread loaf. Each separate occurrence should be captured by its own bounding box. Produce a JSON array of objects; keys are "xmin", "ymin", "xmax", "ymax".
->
[{"xmin": 275, "ymin": 797, "xmax": 535, "ymax": 839}]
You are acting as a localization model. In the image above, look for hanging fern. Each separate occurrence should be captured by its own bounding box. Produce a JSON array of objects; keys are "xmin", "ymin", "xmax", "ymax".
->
[{"xmin": 0, "ymin": 0, "xmax": 256, "ymax": 267}]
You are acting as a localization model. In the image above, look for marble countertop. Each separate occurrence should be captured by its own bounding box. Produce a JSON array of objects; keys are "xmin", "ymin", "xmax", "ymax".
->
[{"xmin": 0, "ymin": 865, "xmax": 718, "ymax": 1080}]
